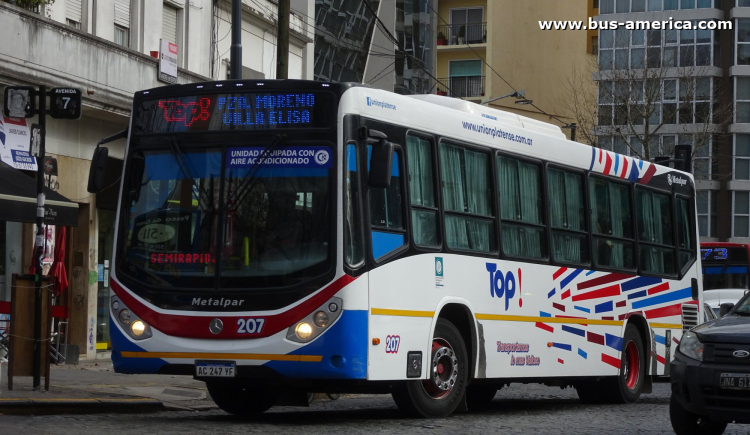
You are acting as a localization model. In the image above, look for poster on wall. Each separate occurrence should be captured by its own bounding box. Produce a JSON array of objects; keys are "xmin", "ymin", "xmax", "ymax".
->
[
  {"xmin": 0, "ymin": 115, "xmax": 37, "ymax": 171},
  {"xmin": 42, "ymin": 225, "xmax": 55, "ymax": 265}
]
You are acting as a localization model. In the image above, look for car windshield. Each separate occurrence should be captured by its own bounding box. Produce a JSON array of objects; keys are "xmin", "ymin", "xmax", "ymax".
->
[
  {"xmin": 702, "ymin": 265, "xmax": 749, "ymax": 290},
  {"xmin": 736, "ymin": 295, "xmax": 750, "ymax": 315},
  {"xmin": 118, "ymin": 144, "xmax": 333, "ymax": 289}
]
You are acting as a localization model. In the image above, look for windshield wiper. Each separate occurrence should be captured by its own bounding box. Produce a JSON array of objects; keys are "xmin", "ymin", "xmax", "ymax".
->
[
  {"xmin": 167, "ymin": 138, "xmax": 211, "ymax": 210},
  {"xmin": 230, "ymin": 134, "xmax": 287, "ymax": 206}
]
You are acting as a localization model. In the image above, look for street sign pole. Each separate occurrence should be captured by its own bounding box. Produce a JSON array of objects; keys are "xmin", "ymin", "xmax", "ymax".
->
[{"xmin": 33, "ymin": 85, "xmax": 46, "ymax": 391}]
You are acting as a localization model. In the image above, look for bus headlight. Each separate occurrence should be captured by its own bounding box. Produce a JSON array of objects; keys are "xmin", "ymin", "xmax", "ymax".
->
[
  {"xmin": 131, "ymin": 320, "xmax": 147, "ymax": 336},
  {"xmin": 111, "ymin": 295, "xmax": 153, "ymax": 340},
  {"xmin": 295, "ymin": 322, "xmax": 313, "ymax": 339},
  {"xmin": 286, "ymin": 297, "xmax": 342, "ymax": 343}
]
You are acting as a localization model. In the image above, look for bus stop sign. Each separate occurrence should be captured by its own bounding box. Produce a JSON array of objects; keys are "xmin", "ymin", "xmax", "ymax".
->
[{"xmin": 49, "ymin": 88, "xmax": 82, "ymax": 120}]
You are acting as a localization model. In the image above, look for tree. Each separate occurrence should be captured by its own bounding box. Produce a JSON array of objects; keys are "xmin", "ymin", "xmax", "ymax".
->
[
  {"xmin": 559, "ymin": 34, "xmax": 730, "ymax": 174},
  {"xmin": 2, "ymin": 0, "xmax": 55, "ymax": 8}
]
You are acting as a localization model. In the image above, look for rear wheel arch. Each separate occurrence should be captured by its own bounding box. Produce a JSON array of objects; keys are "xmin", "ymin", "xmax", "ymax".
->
[
  {"xmin": 435, "ymin": 303, "xmax": 478, "ymax": 379},
  {"xmin": 624, "ymin": 314, "xmax": 652, "ymax": 374}
]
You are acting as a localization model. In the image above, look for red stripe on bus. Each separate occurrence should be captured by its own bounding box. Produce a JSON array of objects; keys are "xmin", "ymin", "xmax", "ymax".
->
[
  {"xmin": 656, "ymin": 354, "xmax": 666, "ymax": 365},
  {"xmin": 571, "ymin": 284, "xmax": 620, "ymax": 302},
  {"xmin": 602, "ymin": 353, "xmax": 621, "ymax": 369},
  {"xmin": 587, "ymin": 332, "xmax": 605, "ymax": 345},
  {"xmin": 577, "ymin": 273, "xmax": 632, "ymax": 291},
  {"xmin": 647, "ymin": 282, "xmax": 670, "ymax": 295},
  {"xmin": 620, "ymin": 158, "xmax": 629, "ymax": 179},
  {"xmin": 616, "ymin": 300, "xmax": 627, "ymax": 308},
  {"xmin": 558, "ymin": 358, "xmax": 564, "ymax": 364},
  {"xmin": 552, "ymin": 303, "xmax": 566, "ymax": 312},
  {"xmin": 638, "ymin": 164, "xmax": 657, "ymax": 184},
  {"xmin": 553, "ymin": 267, "xmax": 568, "ymax": 280},
  {"xmin": 603, "ymin": 152, "xmax": 613, "ymax": 174},
  {"xmin": 535, "ymin": 322, "xmax": 554, "ymax": 333},
  {"xmin": 561, "ymin": 289, "xmax": 571, "ymax": 300},
  {"xmin": 110, "ymin": 274, "xmax": 357, "ymax": 340}
]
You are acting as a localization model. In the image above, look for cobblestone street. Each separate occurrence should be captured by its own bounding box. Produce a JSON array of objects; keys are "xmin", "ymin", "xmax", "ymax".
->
[{"xmin": 2, "ymin": 382, "xmax": 748, "ymax": 434}]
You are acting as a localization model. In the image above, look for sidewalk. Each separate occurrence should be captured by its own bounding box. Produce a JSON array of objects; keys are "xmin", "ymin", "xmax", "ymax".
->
[{"xmin": 0, "ymin": 356, "xmax": 217, "ymax": 415}]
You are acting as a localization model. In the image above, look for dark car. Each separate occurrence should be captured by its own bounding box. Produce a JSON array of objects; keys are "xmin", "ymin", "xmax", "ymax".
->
[{"xmin": 670, "ymin": 293, "xmax": 750, "ymax": 434}]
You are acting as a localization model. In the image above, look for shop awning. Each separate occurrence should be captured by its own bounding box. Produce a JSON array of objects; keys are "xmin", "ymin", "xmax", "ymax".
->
[{"xmin": 0, "ymin": 161, "xmax": 78, "ymax": 227}]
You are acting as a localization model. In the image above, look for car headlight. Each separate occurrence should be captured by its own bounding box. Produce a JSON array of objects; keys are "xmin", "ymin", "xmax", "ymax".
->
[{"xmin": 679, "ymin": 331, "xmax": 704, "ymax": 361}]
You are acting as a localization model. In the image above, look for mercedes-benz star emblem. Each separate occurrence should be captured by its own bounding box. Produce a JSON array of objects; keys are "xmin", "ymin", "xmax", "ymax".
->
[
  {"xmin": 209, "ymin": 318, "xmax": 223, "ymax": 335},
  {"xmin": 733, "ymin": 349, "xmax": 750, "ymax": 358}
]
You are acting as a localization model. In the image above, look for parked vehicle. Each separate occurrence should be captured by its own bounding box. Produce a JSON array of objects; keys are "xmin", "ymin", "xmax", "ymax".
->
[
  {"xmin": 670, "ymin": 292, "xmax": 750, "ymax": 434},
  {"xmin": 700, "ymin": 243, "xmax": 750, "ymax": 316}
]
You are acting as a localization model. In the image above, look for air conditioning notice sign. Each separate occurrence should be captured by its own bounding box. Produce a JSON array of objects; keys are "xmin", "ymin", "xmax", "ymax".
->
[{"xmin": 158, "ymin": 39, "xmax": 178, "ymax": 84}]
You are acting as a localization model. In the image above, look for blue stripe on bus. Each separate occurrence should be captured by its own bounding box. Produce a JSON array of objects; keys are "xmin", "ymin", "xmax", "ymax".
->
[
  {"xmin": 540, "ymin": 311, "xmax": 552, "ymax": 318},
  {"xmin": 655, "ymin": 334, "xmax": 666, "ymax": 345},
  {"xmin": 264, "ymin": 310, "xmax": 368, "ymax": 379},
  {"xmin": 574, "ymin": 305, "xmax": 591, "ymax": 313},
  {"xmin": 595, "ymin": 301, "xmax": 613, "ymax": 313},
  {"xmin": 552, "ymin": 343, "xmax": 572, "ymax": 351},
  {"xmin": 606, "ymin": 334, "xmax": 623, "ymax": 351},
  {"xmin": 615, "ymin": 154, "xmax": 620, "ymax": 174},
  {"xmin": 627, "ymin": 290, "xmax": 648, "ymax": 300},
  {"xmin": 589, "ymin": 147, "xmax": 596, "ymax": 171},
  {"xmin": 560, "ymin": 269, "xmax": 584, "ymax": 290},
  {"xmin": 631, "ymin": 287, "xmax": 692, "ymax": 309},
  {"xmin": 621, "ymin": 276, "xmax": 661, "ymax": 292},
  {"xmin": 703, "ymin": 266, "xmax": 748, "ymax": 275},
  {"xmin": 562, "ymin": 325, "xmax": 586, "ymax": 337},
  {"xmin": 578, "ymin": 348, "xmax": 588, "ymax": 359},
  {"xmin": 371, "ymin": 232, "xmax": 405, "ymax": 260},
  {"xmin": 586, "ymin": 270, "xmax": 596, "ymax": 276},
  {"xmin": 346, "ymin": 144, "xmax": 357, "ymax": 171},
  {"xmin": 548, "ymin": 288, "xmax": 556, "ymax": 299}
]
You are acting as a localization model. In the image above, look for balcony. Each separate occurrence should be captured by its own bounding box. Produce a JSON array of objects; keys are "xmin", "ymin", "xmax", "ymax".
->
[
  {"xmin": 437, "ymin": 22, "xmax": 487, "ymax": 46},
  {"xmin": 436, "ymin": 76, "xmax": 485, "ymax": 99}
]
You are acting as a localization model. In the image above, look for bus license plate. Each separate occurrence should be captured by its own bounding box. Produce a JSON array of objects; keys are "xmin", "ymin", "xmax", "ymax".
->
[
  {"xmin": 196, "ymin": 361, "xmax": 236, "ymax": 378},
  {"xmin": 719, "ymin": 373, "xmax": 750, "ymax": 390}
]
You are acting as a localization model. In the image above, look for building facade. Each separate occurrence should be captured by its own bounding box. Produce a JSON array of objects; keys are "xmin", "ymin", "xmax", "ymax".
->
[
  {"xmin": 435, "ymin": 0, "xmax": 591, "ymax": 136},
  {"xmin": 314, "ymin": 0, "xmax": 436, "ymax": 95},
  {"xmin": 0, "ymin": 0, "xmax": 313, "ymax": 361},
  {"xmin": 592, "ymin": 0, "xmax": 748, "ymax": 243}
]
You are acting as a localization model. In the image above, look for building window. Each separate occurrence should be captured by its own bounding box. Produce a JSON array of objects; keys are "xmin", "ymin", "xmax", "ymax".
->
[
  {"xmin": 735, "ymin": 134, "xmax": 750, "ymax": 180},
  {"xmin": 737, "ymin": 77, "xmax": 750, "ymax": 123},
  {"xmin": 738, "ymin": 19, "xmax": 750, "ymax": 65},
  {"xmin": 448, "ymin": 7, "xmax": 484, "ymax": 44},
  {"xmin": 447, "ymin": 60, "xmax": 484, "ymax": 98},
  {"xmin": 66, "ymin": 19, "xmax": 81, "ymax": 30},
  {"xmin": 697, "ymin": 190, "xmax": 717, "ymax": 237},
  {"xmin": 114, "ymin": 25, "xmax": 129, "ymax": 47},
  {"xmin": 66, "ymin": 0, "xmax": 82, "ymax": 29},
  {"xmin": 739, "ymin": 0, "xmax": 750, "ymax": 7},
  {"xmin": 162, "ymin": 4, "xmax": 178, "ymax": 45},
  {"xmin": 734, "ymin": 191, "xmax": 750, "ymax": 237}
]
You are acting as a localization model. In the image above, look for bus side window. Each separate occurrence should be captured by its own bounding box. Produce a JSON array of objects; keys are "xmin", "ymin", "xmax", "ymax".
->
[
  {"xmin": 676, "ymin": 196, "xmax": 694, "ymax": 271},
  {"xmin": 345, "ymin": 144, "xmax": 364, "ymax": 266},
  {"xmin": 406, "ymin": 134, "xmax": 439, "ymax": 248},
  {"xmin": 440, "ymin": 142, "xmax": 495, "ymax": 253},
  {"xmin": 590, "ymin": 177, "xmax": 635, "ymax": 271},
  {"xmin": 368, "ymin": 146, "xmax": 406, "ymax": 261},
  {"xmin": 635, "ymin": 187, "xmax": 675, "ymax": 276},
  {"xmin": 497, "ymin": 155, "xmax": 546, "ymax": 259},
  {"xmin": 547, "ymin": 167, "xmax": 588, "ymax": 265}
]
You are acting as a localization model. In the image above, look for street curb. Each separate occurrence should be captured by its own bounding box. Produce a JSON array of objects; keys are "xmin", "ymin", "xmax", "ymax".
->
[{"xmin": 0, "ymin": 398, "xmax": 165, "ymax": 415}]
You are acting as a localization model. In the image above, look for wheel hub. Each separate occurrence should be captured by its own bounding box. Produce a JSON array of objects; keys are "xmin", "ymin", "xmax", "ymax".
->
[{"xmin": 623, "ymin": 341, "xmax": 640, "ymax": 390}]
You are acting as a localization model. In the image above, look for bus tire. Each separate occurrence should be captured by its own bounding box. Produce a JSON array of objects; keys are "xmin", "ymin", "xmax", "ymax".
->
[
  {"xmin": 207, "ymin": 381, "xmax": 279, "ymax": 416},
  {"xmin": 669, "ymin": 394, "xmax": 728, "ymax": 435},
  {"xmin": 392, "ymin": 318, "xmax": 469, "ymax": 418},
  {"xmin": 601, "ymin": 325, "xmax": 646, "ymax": 404},
  {"xmin": 466, "ymin": 384, "xmax": 500, "ymax": 409}
]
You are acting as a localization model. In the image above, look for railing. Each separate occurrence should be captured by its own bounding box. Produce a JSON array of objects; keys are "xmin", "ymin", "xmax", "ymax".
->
[
  {"xmin": 437, "ymin": 23, "xmax": 487, "ymax": 46},
  {"xmin": 436, "ymin": 76, "xmax": 485, "ymax": 98}
]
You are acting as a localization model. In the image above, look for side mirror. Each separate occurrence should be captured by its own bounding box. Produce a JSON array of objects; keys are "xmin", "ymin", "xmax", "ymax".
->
[
  {"xmin": 128, "ymin": 153, "xmax": 146, "ymax": 202},
  {"xmin": 368, "ymin": 139, "xmax": 394, "ymax": 188},
  {"xmin": 87, "ymin": 146, "xmax": 109, "ymax": 193},
  {"xmin": 691, "ymin": 278, "xmax": 699, "ymax": 301},
  {"xmin": 719, "ymin": 303, "xmax": 734, "ymax": 317}
]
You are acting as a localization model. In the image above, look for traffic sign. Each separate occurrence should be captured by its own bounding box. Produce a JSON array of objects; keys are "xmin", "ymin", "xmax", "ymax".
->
[
  {"xmin": 49, "ymin": 88, "xmax": 82, "ymax": 119},
  {"xmin": 3, "ymin": 86, "xmax": 36, "ymax": 118}
]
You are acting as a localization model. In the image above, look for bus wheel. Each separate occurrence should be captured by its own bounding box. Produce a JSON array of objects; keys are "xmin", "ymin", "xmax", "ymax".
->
[
  {"xmin": 207, "ymin": 381, "xmax": 279, "ymax": 416},
  {"xmin": 392, "ymin": 319, "xmax": 468, "ymax": 418},
  {"xmin": 602, "ymin": 325, "xmax": 646, "ymax": 404},
  {"xmin": 466, "ymin": 384, "xmax": 499, "ymax": 409}
]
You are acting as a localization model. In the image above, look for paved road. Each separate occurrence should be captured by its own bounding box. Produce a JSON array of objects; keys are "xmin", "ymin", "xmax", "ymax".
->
[{"xmin": 1, "ymin": 383, "xmax": 748, "ymax": 434}]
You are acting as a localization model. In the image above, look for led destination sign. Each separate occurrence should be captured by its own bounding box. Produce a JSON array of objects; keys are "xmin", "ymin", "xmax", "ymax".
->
[{"xmin": 132, "ymin": 92, "xmax": 334, "ymax": 134}]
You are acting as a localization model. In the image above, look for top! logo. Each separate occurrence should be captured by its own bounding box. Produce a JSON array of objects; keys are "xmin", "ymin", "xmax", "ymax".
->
[{"xmin": 486, "ymin": 263, "xmax": 516, "ymax": 311}]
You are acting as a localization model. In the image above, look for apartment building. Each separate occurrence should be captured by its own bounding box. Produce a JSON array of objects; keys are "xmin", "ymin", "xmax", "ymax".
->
[
  {"xmin": 0, "ymin": 0, "xmax": 314, "ymax": 361},
  {"xmin": 434, "ymin": 0, "xmax": 590, "ymax": 135},
  {"xmin": 592, "ymin": 0, "xmax": 750, "ymax": 242}
]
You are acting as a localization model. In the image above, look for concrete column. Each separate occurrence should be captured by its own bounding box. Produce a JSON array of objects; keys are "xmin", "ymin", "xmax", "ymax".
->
[{"xmin": 69, "ymin": 201, "xmax": 98, "ymax": 361}]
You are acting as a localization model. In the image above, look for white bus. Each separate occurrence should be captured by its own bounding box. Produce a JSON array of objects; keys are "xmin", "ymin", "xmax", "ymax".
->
[{"xmin": 89, "ymin": 80, "xmax": 703, "ymax": 418}]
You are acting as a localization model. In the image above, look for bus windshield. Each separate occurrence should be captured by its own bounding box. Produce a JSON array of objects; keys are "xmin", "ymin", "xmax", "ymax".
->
[{"xmin": 118, "ymin": 144, "xmax": 333, "ymax": 290}]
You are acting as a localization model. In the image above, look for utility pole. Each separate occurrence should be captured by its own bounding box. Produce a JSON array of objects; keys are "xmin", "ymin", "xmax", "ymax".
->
[
  {"xmin": 33, "ymin": 85, "xmax": 47, "ymax": 390},
  {"xmin": 230, "ymin": 0, "xmax": 242, "ymax": 79},
  {"xmin": 276, "ymin": 0, "xmax": 290, "ymax": 79}
]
